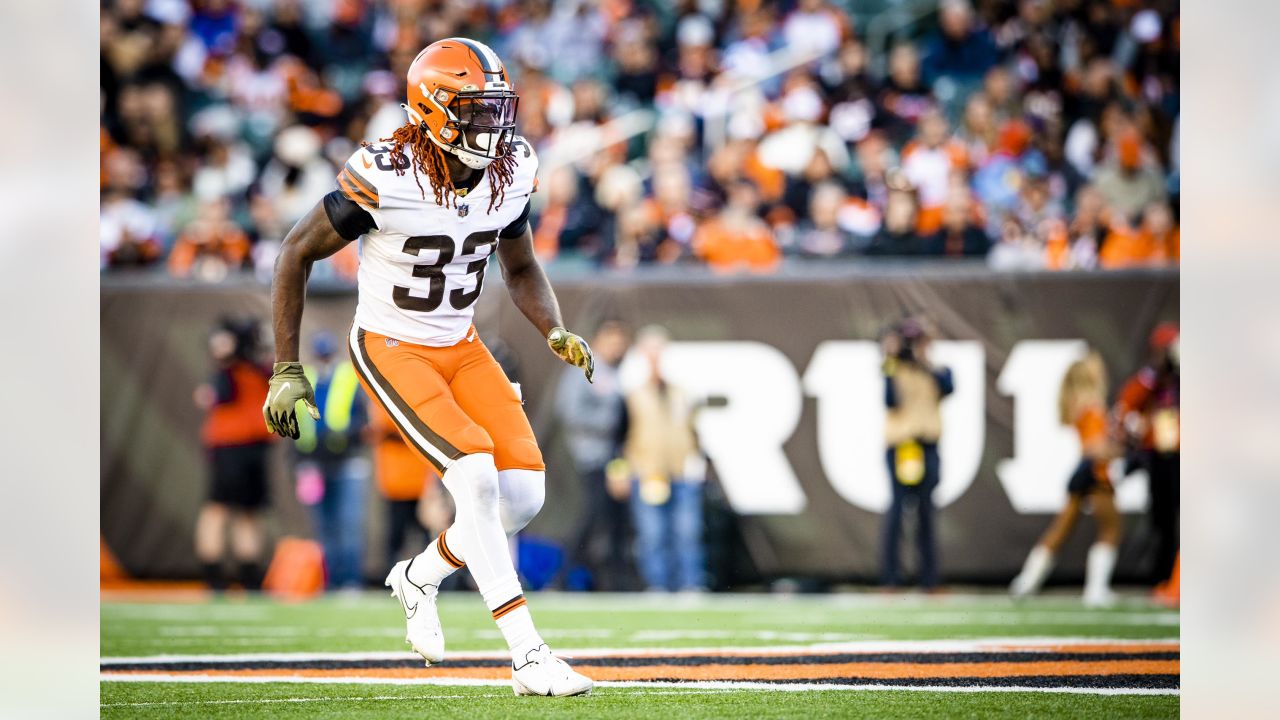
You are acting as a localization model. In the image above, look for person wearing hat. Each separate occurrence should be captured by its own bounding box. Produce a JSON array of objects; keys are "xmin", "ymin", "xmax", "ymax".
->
[
  {"xmin": 292, "ymin": 331, "xmax": 370, "ymax": 591},
  {"xmin": 1115, "ymin": 322, "xmax": 1180, "ymax": 584}
]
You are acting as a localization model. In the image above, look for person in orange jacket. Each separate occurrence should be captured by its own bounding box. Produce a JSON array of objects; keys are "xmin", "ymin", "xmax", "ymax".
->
[
  {"xmin": 193, "ymin": 318, "xmax": 275, "ymax": 591},
  {"xmin": 1116, "ymin": 322, "xmax": 1180, "ymax": 584}
]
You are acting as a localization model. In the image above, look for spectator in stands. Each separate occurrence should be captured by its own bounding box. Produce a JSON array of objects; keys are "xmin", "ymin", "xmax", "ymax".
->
[
  {"xmin": 1065, "ymin": 184, "xmax": 1109, "ymax": 269},
  {"xmin": 922, "ymin": 190, "xmax": 990, "ymax": 257},
  {"xmin": 625, "ymin": 326, "xmax": 706, "ymax": 593},
  {"xmin": 782, "ymin": 0, "xmax": 847, "ymax": 58},
  {"xmin": 781, "ymin": 148, "xmax": 840, "ymax": 223},
  {"xmin": 532, "ymin": 165, "xmax": 608, "ymax": 264},
  {"xmin": 867, "ymin": 180, "xmax": 922, "ymax": 256},
  {"xmin": 955, "ymin": 92, "xmax": 997, "ymax": 169},
  {"xmin": 292, "ymin": 332, "xmax": 369, "ymax": 591},
  {"xmin": 693, "ymin": 180, "xmax": 781, "ymax": 273},
  {"xmin": 167, "ymin": 197, "xmax": 251, "ymax": 281},
  {"xmin": 821, "ymin": 39, "xmax": 877, "ymax": 145},
  {"xmin": 554, "ymin": 322, "xmax": 633, "ymax": 590},
  {"xmin": 879, "ymin": 318, "xmax": 953, "ymax": 591},
  {"xmin": 788, "ymin": 182, "xmax": 861, "ymax": 258},
  {"xmin": 973, "ymin": 119, "xmax": 1038, "ymax": 236},
  {"xmin": 878, "ymin": 43, "xmax": 934, "ymax": 146},
  {"xmin": 921, "ymin": 0, "xmax": 998, "ymax": 88},
  {"xmin": 988, "ymin": 216, "xmax": 1045, "ymax": 271},
  {"xmin": 193, "ymin": 317, "xmax": 274, "ymax": 592},
  {"xmin": 647, "ymin": 161, "xmax": 699, "ymax": 264},
  {"xmin": 1093, "ymin": 127, "xmax": 1168, "ymax": 223},
  {"xmin": 1014, "ymin": 165, "xmax": 1065, "ymax": 237},
  {"xmin": 850, "ymin": 131, "xmax": 893, "ymax": 213},
  {"xmin": 97, "ymin": 0, "xmax": 1178, "ymax": 277},
  {"xmin": 101, "ymin": 186, "xmax": 161, "ymax": 269},
  {"xmin": 149, "ymin": 158, "xmax": 198, "ymax": 251},
  {"xmin": 902, "ymin": 109, "xmax": 968, "ymax": 236},
  {"xmin": 1099, "ymin": 200, "xmax": 1179, "ymax": 269}
]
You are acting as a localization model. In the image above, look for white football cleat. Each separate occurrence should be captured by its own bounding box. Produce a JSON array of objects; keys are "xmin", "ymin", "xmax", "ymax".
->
[
  {"xmin": 511, "ymin": 644, "xmax": 594, "ymax": 697},
  {"xmin": 385, "ymin": 559, "xmax": 445, "ymax": 665}
]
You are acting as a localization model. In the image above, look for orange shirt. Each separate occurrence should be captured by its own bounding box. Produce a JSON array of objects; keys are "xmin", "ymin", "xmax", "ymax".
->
[
  {"xmin": 693, "ymin": 217, "xmax": 781, "ymax": 273},
  {"xmin": 1074, "ymin": 403, "xmax": 1111, "ymax": 484},
  {"xmin": 202, "ymin": 361, "xmax": 274, "ymax": 448},
  {"xmin": 168, "ymin": 225, "xmax": 251, "ymax": 277},
  {"xmin": 1075, "ymin": 405, "xmax": 1107, "ymax": 448},
  {"xmin": 1099, "ymin": 226, "xmax": 1179, "ymax": 268}
]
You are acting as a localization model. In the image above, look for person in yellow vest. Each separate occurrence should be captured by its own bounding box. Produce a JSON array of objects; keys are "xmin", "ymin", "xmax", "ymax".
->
[
  {"xmin": 880, "ymin": 317, "xmax": 953, "ymax": 591},
  {"xmin": 293, "ymin": 332, "xmax": 369, "ymax": 590}
]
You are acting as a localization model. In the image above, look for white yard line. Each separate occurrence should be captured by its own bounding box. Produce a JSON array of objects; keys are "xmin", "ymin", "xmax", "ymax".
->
[
  {"xmin": 101, "ymin": 694, "xmax": 499, "ymax": 708},
  {"xmin": 98, "ymin": 673, "xmax": 1178, "ymax": 697},
  {"xmin": 99, "ymin": 636, "xmax": 1178, "ymax": 666}
]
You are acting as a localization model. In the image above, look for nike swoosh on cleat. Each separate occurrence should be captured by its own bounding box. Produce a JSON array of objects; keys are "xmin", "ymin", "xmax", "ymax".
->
[{"xmin": 397, "ymin": 576, "xmax": 418, "ymax": 619}]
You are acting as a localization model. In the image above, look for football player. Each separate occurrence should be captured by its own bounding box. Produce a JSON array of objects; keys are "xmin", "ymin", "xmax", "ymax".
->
[{"xmin": 262, "ymin": 38, "xmax": 595, "ymax": 697}]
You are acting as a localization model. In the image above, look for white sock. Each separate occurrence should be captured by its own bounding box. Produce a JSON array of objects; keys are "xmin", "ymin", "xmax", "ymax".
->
[
  {"xmin": 1084, "ymin": 542, "xmax": 1117, "ymax": 600},
  {"xmin": 405, "ymin": 531, "xmax": 464, "ymax": 588},
  {"xmin": 1012, "ymin": 545, "xmax": 1055, "ymax": 596},
  {"xmin": 495, "ymin": 603, "xmax": 544, "ymax": 659}
]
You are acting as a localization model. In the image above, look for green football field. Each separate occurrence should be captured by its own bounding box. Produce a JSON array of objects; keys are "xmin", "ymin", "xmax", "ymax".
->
[{"xmin": 101, "ymin": 591, "xmax": 1179, "ymax": 718}]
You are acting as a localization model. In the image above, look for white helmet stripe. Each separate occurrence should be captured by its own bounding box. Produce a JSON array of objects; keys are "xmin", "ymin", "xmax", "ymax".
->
[{"xmin": 449, "ymin": 37, "xmax": 503, "ymax": 76}]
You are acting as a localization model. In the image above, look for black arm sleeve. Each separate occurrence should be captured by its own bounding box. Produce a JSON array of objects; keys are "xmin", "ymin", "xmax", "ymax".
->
[
  {"xmin": 498, "ymin": 199, "xmax": 533, "ymax": 239},
  {"xmin": 322, "ymin": 190, "xmax": 377, "ymax": 241}
]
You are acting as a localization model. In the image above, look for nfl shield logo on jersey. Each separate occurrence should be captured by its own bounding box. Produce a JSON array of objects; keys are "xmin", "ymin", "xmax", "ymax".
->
[{"xmin": 457, "ymin": 203, "xmax": 469, "ymax": 218}]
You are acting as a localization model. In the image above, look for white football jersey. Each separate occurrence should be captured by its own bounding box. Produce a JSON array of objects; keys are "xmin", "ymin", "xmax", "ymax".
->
[{"xmin": 336, "ymin": 138, "xmax": 538, "ymax": 346}]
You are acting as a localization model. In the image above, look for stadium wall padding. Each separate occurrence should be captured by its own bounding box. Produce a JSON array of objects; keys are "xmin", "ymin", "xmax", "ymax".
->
[{"xmin": 100, "ymin": 269, "xmax": 1178, "ymax": 584}]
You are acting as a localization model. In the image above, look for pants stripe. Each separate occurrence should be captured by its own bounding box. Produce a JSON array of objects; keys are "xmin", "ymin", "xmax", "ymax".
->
[{"xmin": 347, "ymin": 325, "xmax": 460, "ymax": 472}]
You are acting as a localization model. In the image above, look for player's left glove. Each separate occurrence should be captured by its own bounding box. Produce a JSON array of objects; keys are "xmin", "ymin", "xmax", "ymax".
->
[
  {"xmin": 263, "ymin": 362, "xmax": 321, "ymax": 439},
  {"xmin": 547, "ymin": 326, "xmax": 594, "ymax": 383}
]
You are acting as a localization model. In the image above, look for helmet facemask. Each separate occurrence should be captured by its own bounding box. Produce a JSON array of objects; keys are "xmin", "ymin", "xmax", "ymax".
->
[{"xmin": 416, "ymin": 87, "xmax": 518, "ymax": 170}]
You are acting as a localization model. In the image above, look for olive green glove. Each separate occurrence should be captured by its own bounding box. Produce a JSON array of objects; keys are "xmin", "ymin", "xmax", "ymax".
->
[
  {"xmin": 547, "ymin": 326, "xmax": 594, "ymax": 383},
  {"xmin": 262, "ymin": 362, "xmax": 321, "ymax": 439}
]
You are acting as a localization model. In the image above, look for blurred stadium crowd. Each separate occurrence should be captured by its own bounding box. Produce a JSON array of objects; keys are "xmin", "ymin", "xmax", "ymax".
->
[{"xmin": 101, "ymin": 0, "xmax": 1179, "ymax": 279}]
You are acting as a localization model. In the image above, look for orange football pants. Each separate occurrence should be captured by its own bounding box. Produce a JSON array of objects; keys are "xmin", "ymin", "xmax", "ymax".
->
[{"xmin": 348, "ymin": 325, "xmax": 543, "ymax": 474}]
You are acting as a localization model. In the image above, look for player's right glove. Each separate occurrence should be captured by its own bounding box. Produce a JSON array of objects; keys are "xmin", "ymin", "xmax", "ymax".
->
[
  {"xmin": 547, "ymin": 326, "xmax": 595, "ymax": 383},
  {"xmin": 263, "ymin": 362, "xmax": 321, "ymax": 439}
]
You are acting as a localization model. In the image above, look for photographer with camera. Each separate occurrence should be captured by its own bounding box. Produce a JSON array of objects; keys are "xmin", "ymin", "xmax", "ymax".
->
[{"xmin": 879, "ymin": 318, "xmax": 954, "ymax": 591}]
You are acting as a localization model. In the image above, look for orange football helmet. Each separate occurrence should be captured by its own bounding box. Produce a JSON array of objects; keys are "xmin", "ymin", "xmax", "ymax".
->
[{"xmin": 402, "ymin": 38, "xmax": 519, "ymax": 170}]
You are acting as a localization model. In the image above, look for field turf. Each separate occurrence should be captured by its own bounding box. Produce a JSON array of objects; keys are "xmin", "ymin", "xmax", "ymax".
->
[{"xmin": 101, "ymin": 591, "xmax": 1179, "ymax": 718}]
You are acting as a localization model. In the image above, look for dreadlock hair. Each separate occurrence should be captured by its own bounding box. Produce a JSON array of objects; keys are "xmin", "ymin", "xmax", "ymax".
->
[{"xmin": 373, "ymin": 124, "xmax": 518, "ymax": 214}]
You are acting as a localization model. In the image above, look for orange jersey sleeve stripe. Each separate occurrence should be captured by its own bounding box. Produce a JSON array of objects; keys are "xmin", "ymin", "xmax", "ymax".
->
[
  {"xmin": 338, "ymin": 172, "xmax": 375, "ymax": 210},
  {"xmin": 338, "ymin": 167, "xmax": 378, "ymax": 208},
  {"xmin": 342, "ymin": 163, "xmax": 380, "ymax": 201}
]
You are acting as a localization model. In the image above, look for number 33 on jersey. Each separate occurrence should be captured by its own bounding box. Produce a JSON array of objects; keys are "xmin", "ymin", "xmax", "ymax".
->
[{"xmin": 324, "ymin": 137, "xmax": 538, "ymax": 348}]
